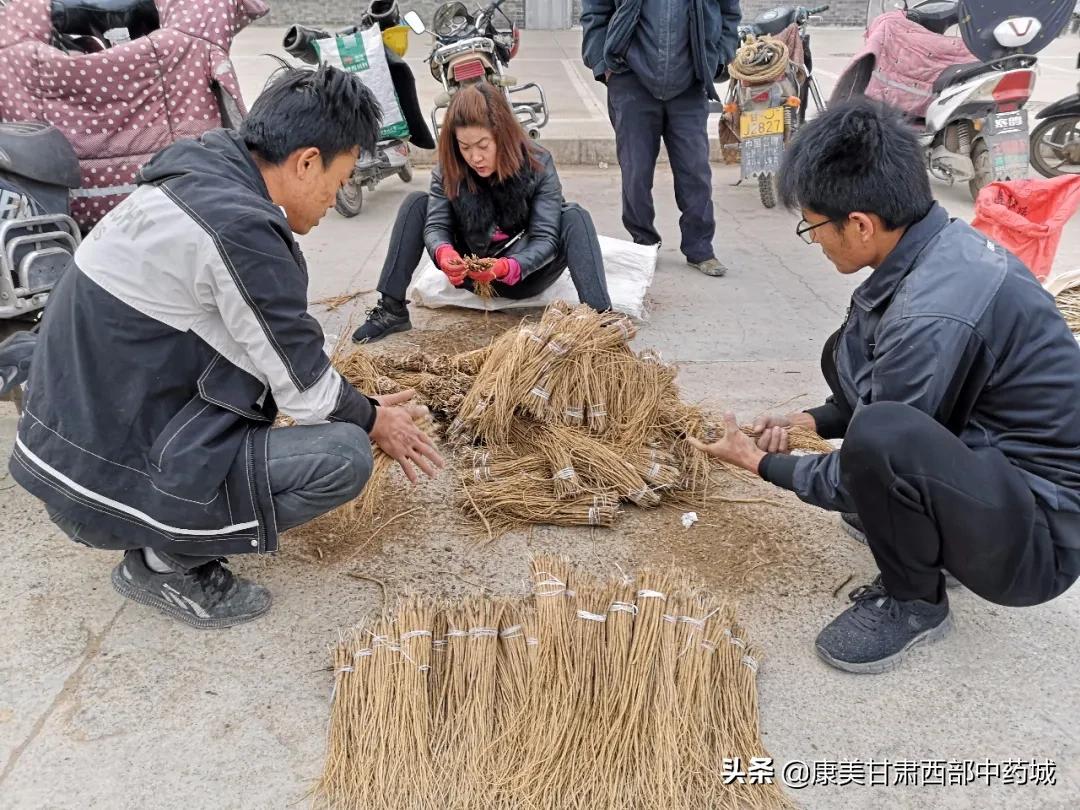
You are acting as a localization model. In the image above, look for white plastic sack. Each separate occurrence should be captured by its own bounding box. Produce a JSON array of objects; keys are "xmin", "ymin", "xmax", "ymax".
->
[
  {"xmin": 316, "ymin": 27, "xmax": 408, "ymax": 140},
  {"xmin": 408, "ymin": 235, "xmax": 658, "ymax": 320}
]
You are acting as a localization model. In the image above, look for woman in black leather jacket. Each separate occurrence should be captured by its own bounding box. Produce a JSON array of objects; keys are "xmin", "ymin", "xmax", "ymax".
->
[{"xmin": 353, "ymin": 82, "xmax": 611, "ymax": 343}]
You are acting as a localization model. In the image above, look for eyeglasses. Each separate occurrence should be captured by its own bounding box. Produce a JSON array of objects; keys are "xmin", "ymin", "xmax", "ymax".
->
[{"xmin": 796, "ymin": 217, "xmax": 835, "ymax": 245}]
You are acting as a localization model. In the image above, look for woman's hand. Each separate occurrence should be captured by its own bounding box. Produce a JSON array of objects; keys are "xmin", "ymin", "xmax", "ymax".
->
[
  {"xmin": 687, "ymin": 413, "xmax": 766, "ymax": 475},
  {"xmin": 469, "ymin": 257, "xmax": 518, "ymax": 285},
  {"xmin": 369, "ymin": 389, "xmax": 446, "ymax": 484},
  {"xmin": 435, "ymin": 245, "xmax": 467, "ymax": 286},
  {"xmin": 750, "ymin": 411, "xmax": 817, "ymax": 454}
]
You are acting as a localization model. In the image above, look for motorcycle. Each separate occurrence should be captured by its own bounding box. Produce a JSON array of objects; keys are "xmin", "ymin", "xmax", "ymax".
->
[
  {"xmin": 0, "ymin": 0, "xmax": 257, "ymax": 324},
  {"xmin": 839, "ymin": 0, "xmax": 1071, "ymax": 200},
  {"xmin": 283, "ymin": 2, "xmax": 435, "ymax": 217},
  {"xmin": 720, "ymin": 4, "xmax": 830, "ymax": 208},
  {"xmin": 1030, "ymin": 53, "xmax": 1080, "ymax": 178},
  {"xmin": 1, "ymin": 0, "xmax": 263, "ymax": 232},
  {"xmin": 0, "ymin": 123, "xmax": 81, "ymax": 322},
  {"xmin": 423, "ymin": 0, "xmax": 548, "ymax": 139}
]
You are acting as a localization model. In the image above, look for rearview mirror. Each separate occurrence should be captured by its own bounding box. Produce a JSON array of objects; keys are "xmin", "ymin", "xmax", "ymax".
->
[{"xmin": 403, "ymin": 11, "xmax": 426, "ymax": 35}]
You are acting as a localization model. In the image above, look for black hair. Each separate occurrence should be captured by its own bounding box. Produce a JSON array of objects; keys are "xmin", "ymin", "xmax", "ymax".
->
[
  {"xmin": 778, "ymin": 99, "xmax": 933, "ymax": 231},
  {"xmin": 240, "ymin": 65, "xmax": 382, "ymax": 165}
]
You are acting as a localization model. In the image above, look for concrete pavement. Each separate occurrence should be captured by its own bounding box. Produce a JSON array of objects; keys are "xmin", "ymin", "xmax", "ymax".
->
[{"xmin": 2, "ymin": 26, "xmax": 1080, "ymax": 810}]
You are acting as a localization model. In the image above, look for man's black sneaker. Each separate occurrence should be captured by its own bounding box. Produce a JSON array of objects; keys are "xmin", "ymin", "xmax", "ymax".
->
[
  {"xmin": 815, "ymin": 576, "xmax": 952, "ymax": 674},
  {"xmin": 111, "ymin": 550, "xmax": 271, "ymax": 629},
  {"xmin": 352, "ymin": 302, "xmax": 411, "ymax": 344},
  {"xmin": 840, "ymin": 512, "xmax": 962, "ymax": 589}
]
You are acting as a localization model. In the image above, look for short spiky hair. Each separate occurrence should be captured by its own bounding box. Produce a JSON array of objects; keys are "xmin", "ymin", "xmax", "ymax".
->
[
  {"xmin": 240, "ymin": 66, "xmax": 382, "ymax": 165},
  {"xmin": 778, "ymin": 99, "xmax": 933, "ymax": 231}
]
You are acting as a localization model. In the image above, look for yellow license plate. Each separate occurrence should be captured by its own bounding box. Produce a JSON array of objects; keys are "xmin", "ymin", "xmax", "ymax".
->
[{"xmin": 740, "ymin": 107, "xmax": 785, "ymax": 138}]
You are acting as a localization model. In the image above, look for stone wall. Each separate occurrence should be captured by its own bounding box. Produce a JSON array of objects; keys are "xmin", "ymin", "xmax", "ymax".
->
[
  {"xmin": 262, "ymin": 0, "xmax": 524, "ymax": 28},
  {"xmin": 741, "ymin": 0, "xmax": 866, "ymax": 27},
  {"xmin": 262, "ymin": 0, "xmax": 868, "ymax": 29}
]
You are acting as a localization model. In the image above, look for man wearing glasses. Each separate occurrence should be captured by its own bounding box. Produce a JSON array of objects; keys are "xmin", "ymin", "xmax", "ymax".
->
[{"xmin": 691, "ymin": 100, "xmax": 1080, "ymax": 674}]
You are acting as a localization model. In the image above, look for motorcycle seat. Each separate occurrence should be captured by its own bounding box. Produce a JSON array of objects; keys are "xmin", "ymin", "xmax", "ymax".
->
[
  {"xmin": 50, "ymin": 0, "xmax": 160, "ymax": 40},
  {"xmin": 932, "ymin": 61, "xmax": 997, "ymax": 95},
  {"xmin": 906, "ymin": 1, "xmax": 960, "ymax": 36},
  {"xmin": 0, "ymin": 123, "xmax": 81, "ymax": 190},
  {"xmin": 749, "ymin": 6, "xmax": 800, "ymax": 37}
]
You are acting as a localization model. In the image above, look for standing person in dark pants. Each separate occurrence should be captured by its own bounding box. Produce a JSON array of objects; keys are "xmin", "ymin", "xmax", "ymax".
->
[
  {"xmin": 581, "ymin": 0, "xmax": 741, "ymax": 277},
  {"xmin": 353, "ymin": 83, "xmax": 611, "ymax": 343},
  {"xmin": 690, "ymin": 101, "xmax": 1080, "ymax": 673}
]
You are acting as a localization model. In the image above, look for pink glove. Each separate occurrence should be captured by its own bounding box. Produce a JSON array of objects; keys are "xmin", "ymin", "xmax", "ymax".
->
[{"xmin": 470, "ymin": 257, "xmax": 521, "ymax": 286}]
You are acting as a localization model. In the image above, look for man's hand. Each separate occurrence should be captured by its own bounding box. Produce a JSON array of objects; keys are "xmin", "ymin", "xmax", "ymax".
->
[
  {"xmin": 688, "ymin": 413, "xmax": 766, "ymax": 475},
  {"xmin": 750, "ymin": 411, "xmax": 817, "ymax": 454},
  {"xmin": 369, "ymin": 389, "xmax": 445, "ymax": 484}
]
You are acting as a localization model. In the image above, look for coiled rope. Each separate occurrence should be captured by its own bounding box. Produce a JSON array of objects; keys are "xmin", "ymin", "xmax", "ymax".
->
[{"xmin": 727, "ymin": 36, "xmax": 790, "ymax": 84}]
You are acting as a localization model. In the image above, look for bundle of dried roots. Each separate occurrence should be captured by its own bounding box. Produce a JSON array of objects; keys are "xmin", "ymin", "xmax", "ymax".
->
[
  {"xmin": 463, "ymin": 255, "xmax": 497, "ymax": 300},
  {"xmin": 313, "ymin": 557, "xmax": 791, "ymax": 810}
]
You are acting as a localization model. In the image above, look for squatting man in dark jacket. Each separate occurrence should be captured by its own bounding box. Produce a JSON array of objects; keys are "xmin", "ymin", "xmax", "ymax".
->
[
  {"xmin": 692, "ymin": 101, "xmax": 1080, "ymax": 673},
  {"xmin": 9, "ymin": 67, "xmax": 445, "ymax": 628}
]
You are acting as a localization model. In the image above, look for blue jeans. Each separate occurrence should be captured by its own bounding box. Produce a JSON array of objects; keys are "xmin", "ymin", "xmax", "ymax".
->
[{"xmin": 48, "ymin": 422, "xmax": 372, "ymax": 570}]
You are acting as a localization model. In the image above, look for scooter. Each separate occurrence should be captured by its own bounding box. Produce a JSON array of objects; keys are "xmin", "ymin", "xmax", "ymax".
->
[
  {"xmin": 0, "ymin": 123, "xmax": 82, "ymax": 322},
  {"xmin": 720, "ymin": 4, "xmax": 830, "ymax": 208},
  {"xmin": 283, "ymin": 3, "xmax": 435, "ymax": 217},
  {"xmin": 423, "ymin": 0, "xmax": 548, "ymax": 138},
  {"xmin": 1030, "ymin": 52, "xmax": 1080, "ymax": 178},
  {"xmin": 836, "ymin": 1, "xmax": 1063, "ymax": 200}
]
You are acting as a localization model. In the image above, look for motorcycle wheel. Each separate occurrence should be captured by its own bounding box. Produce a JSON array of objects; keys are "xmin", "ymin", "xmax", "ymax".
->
[
  {"xmin": 1030, "ymin": 116, "xmax": 1080, "ymax": 179},
  {"xmin": 399, "ymin": 163, "xmax": 414, "ymax": 183},
  {"xmin": 968, "ymin": 140, "xmax": 992, "ymax": 201},
  {"xmin": 335, "ymin": 181, "xmax": 364, "ymax": 218},
  {"xmin": 759, "ymin": 173, "xmax": 777, "ymax": 209}
]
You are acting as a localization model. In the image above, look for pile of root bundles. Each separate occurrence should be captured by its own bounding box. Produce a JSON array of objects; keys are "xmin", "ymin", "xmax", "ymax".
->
[
  {"xmin": 314, "ymin": 556, "xmax": 790, "ymax": 810},
  {"xmin": 292, "ymin": 302, "xmax": 832, "ymax": 544},
  {"xmin": 444, "ymin": 303, "xmax": 828, "ymax": 537}
]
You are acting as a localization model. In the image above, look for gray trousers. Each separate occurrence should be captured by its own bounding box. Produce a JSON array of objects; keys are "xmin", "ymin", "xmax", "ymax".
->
[
  {"xmin": 49, "ymin": 422, "xmax": 373, "ymax": 571},
  {"xmin": 606, "ymin": 71, "xmax": 716, "ymax": 263}
]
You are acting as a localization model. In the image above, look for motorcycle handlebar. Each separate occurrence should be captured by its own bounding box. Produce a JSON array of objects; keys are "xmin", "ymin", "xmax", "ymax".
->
[
  {"xmin": 482, "ymin": 0, "xmax": 508, "ymax": 20},
  {"xmin": 807, "ymin": 5, "xmax": 829, "ymax": 14},
  {"xmin": 283, "ymin": 24, "xmax": 329, "ymax": 64}
]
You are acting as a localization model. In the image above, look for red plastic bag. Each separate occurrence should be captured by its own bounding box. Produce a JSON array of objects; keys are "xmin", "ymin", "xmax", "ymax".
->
[{"xmin": 971, "ymin": 175, "xmax": 1080, "ymax": 281}]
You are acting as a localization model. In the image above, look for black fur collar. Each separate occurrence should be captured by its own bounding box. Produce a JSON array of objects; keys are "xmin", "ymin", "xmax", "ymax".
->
[{"xmin": 449, "ymin": 160, "xmax": 539, "ymax": 244}]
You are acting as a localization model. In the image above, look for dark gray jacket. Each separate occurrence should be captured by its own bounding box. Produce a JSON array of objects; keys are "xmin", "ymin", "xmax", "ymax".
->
[
  {"xmin": 581, "ymin": 0, "xmax": 741, "ymax": 101},
  {"xmin": 762, "ymin": 205, "xmax": 1080, "ymax": 567},
  {"xmin": 10, "ymin": 131, "xmax": 376, "ymax": 558},
  {"xmin": 424, "ymin": 146, "xmax": 563, "ymax": 279}
]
